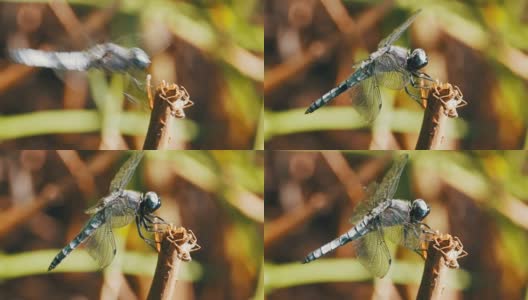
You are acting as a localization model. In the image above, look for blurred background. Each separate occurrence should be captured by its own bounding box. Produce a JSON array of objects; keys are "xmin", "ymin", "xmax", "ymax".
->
[
  {"xmin": 0, "ymin": 0, "xmax": 264, "ymax": 150},
  {"xmin": 264, "ymin": 0, "xmax": 528, "ymax": 149},
  {"xmin": 0, "ymin": 150, "xmax": 264, "ymax": 300},
  {"xmin": 264, "ymin": 151, "xmax": 528, "ymax": 299}
]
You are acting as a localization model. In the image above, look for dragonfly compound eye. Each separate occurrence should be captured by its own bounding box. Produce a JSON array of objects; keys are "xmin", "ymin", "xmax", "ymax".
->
[
  {"xmin": 130, "ymin": 48, "xmax": 151, "ymax": 69},
  {"xmin": 143, "ymin": 191, "xmax": 161, "ymax": 213},
  {"xmin": 410, "ymin": 198, "xmax": 430, "ymax": 222},
  {"xmin": 407, "ymin": 48, "xmax": 428, "ymax": 71}
]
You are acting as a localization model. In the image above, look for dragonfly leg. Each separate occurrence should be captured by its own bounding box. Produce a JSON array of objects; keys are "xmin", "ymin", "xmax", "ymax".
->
[
  {"xmin": 145, "ymin": 214, "xmax": 167, "ymax": 225},
  {"xmin": 410, "ymin": 71, "xmax": 435, "ymax": 89},
  {"xmin": 136, "ymin": 215, "xmax": 158, "ymax": 250},
  {"xmin": 404, "ymin": 85, "xmax": 423, "ymax": 102}
]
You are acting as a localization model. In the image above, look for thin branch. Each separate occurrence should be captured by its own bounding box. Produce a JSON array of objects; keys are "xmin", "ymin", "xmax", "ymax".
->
[
  {"xmin": 143, "ymin": 75, "xmax": 193, "ymax": 150},
  {"xmin": 415, "ymin": 86, "xmax": 446, "ymax": 149},
  {"xmin": 415, "ymin": 82, "xmax": 466, "ymax": 149},
  {"xmin": 416, "ymin": 232, "xmax": 468, "ymax": 300},
  {"xmin": 147, "ymin": 225, "xmax": 200, "ymax": 300}
]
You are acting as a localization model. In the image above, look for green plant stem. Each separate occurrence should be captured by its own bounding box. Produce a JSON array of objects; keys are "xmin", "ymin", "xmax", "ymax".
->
[
  {"xmin": 0, "ymin": 250, "xmax": 202, "ymax": 280},
  {"xmin": 0, "ymin": 110, "xmax": 196, "ymax": 141},
  {"xmin": 264, "ymin": 107, "xmax": 467, "ymax": 141},
  {"xmin": 264, "ymin": 259, "xmax": 470, "ymax": 294}
]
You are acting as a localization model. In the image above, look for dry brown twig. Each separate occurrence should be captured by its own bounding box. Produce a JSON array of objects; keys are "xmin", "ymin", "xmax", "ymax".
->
[
  {"xmin": 416, "ymin": 231, "xmax": 468, "ymax": 300},
  {"xmin": 143, "ymin": 74, "xmax": 194, "ymax": 149},
  {"xmin": 415, "ymin": 80, "xmax": 467, "ymax": 150},
  {"xmin": 147, "ymin": 224, "xmax": 200, "ymax": 300}
]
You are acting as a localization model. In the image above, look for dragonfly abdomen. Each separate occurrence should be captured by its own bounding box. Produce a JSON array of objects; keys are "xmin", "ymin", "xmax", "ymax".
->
[
  {"xmin": 305, "ymin": 69, "xmax": 371, "ymax": 114},
  {"xmin": 48, "ymin": 214, "xmax": 104, "ymax": 271},
  {"xmin": 9, "ymin": 48, "xmax": 90, "ymax": 71},
  {"xmin": 302, "ymin": 222, "xmax": 367, "ymax": 263}
]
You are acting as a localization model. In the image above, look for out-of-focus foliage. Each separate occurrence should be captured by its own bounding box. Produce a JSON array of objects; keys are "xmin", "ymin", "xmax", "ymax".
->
[
  {"xmin": 0, "ymin": 150, "xmax": 263, "ymax": 300},
  {"xmin": 264, "ymin": 0, "xmax": 528, "ymax": 149},
  {"xmin": 264, "ymin": 150, "xmax": 528, "ymax": 299}
]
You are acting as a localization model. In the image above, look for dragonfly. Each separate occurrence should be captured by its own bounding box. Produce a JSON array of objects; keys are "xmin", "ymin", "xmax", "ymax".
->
[
  {"xmin": 9, "ymin": 42, "xmax": 151, "ymax": 102},
  {"xmin": 48, "ymin": 151, "xmax": 165, "ymax": 271},
  {"xmin": 302, "ymin": 154, "xmax": 431, "ymax": 278},
  {"xmin": 305, "ymin": 10, "xmax": 433, "ymax": 123}
]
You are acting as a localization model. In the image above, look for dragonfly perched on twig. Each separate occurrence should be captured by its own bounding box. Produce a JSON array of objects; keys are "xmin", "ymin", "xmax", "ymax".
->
[
  {"xmin": 305, "ymin": 10, "xmax": 434, "ymax": 123},
  {"xmin": 302, "ymin": 154, "xmax": 432, "ymax": 278},
  {"xmin": 48, "ymin": 151, "xmax": 166, "ymax": 271}
]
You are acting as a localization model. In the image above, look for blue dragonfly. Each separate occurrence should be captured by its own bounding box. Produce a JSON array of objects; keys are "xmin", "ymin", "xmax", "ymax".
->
[
  {"xmin": 305, "ymin": 10, "xmax": 433, "ymax": 123},
  {"xmin": 9, "ymin": 40, "xmax": 153, "ymax": 106},
  {"xmin": 48, "ymin": 151, "xmax": 166, "ymax": 271},
  {"xmin": 302, "ymin": 154, "xmax": 431, "ymax": 277}
]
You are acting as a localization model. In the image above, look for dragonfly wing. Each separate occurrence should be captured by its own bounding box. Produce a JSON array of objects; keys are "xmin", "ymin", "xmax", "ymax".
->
[
  {"xmin": 384, "ymin": 223, "xmax": 424, "ymax": 251},
  {"xmin": 352, "ymin": 223, "xmax": 391, "ymax": 278},
  {"xmin": 122, "ymin": 69, "xmax": 151, "ymax": 109},
  {"xmin": 105, "ymin": 201, "xmax": 137, "ymax": 228},
  {"xmin": 350, "ymin": 75, "xmax": 382, "ymax": 123},
  {"xmin": 350, "ymin": 154, "xmax": 409, "ymax": 223},
  {"xmin": 85, "ymin": 221, "xmax": 116, "ymax": 269},
  {"xmin": 377, "ymin": 10, "xmax": 422, "ymax": 48},
  {"xmin": 374, "ymin": 53, "xmax": 411, "ymax": 90},
  {"xmin": 350, "ymin": 182, "xmax": 380, "ymax": 224},
  {"xmin": 109, "ymin": 151, "xmax": 145, "ymax": 193},
  {"xmin": 84, "ymin": 192, "xmax": 121, "ymax": 215},
  {"xmin": 374, "ymin": 154, "xmax": 409, "ymax": 202}
]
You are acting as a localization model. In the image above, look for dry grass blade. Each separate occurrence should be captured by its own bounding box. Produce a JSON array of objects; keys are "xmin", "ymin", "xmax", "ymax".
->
[
  {"xmin": 147, "ymin": 224, "xmax": 200, "ymax": 300},
  {"xmin": 143, "ymin": 75, "xmax": 194, "ymax": 149},
  {"xmin": 416, "ymin": 231, "xmax": 468, "ymax": 300}
]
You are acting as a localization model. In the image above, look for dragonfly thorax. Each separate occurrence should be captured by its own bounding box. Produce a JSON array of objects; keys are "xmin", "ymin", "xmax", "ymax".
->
[
  {"xmin": 410, "ymin": 198, "xmax": 430, "ymax": 222},
  {"xmin": 141, "ymin": 191, "xmax": 161, "ymax": 213},
  {"xmin": 129, "ymin": 47, "xmax": 151, "ymax": 69},
  {"xmin": 407, "ymin": 48, "xmax": 428, "ymax": 71}
]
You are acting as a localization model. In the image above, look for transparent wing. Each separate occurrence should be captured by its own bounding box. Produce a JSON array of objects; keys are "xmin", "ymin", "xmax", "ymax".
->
[
  {"xmin": 122, "ymin": 69, "xmax": 151, "ymax": 109},
  {"xmin": 349, "ymin": 155, "xmax": 409, "ymax": 224},
  {"xmin": 374, "ymin": 53, "xmax": 411, "ymax": 90},
  {"xmin": 384, "ymin": 223, "xmax": 424, "ymax": 251},
  {"xmin": 350, "ymin": 76, "xmax": 382, "ymax": 123},
  {"xmin": 352, "ymin": 223, "xmax": 391, "ymax": 278},
  {"xmin": 373, "ymin": 154, "xmax": 409, "ymax": 203},
  {"xmin": 84, "ymin": 194, "xmax": 118, "ymax": 215},
  {"xmin": 109, "ymin": 151, "xmax": 145, "ymax": 193},
  {"xmin": 105, "ymin": 199, "xmax": 137, "ymax": 228},
  {"xmin": 377, "ymin": 10, "xmax": 422, "ymax": 48},
  {"xmin": 350, "ymin": 182, "xmax": 379, "ymax": 224},
  {"xmin": 85, "ymin": 221, "xmax": 116, "ymax": 269}
]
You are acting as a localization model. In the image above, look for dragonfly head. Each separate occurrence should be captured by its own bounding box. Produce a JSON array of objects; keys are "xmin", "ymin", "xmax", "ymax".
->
[
  {"xmin": 407, "ymin": 48, "xmax": 428, "ymax": 71},
  {"xmin": 141, "ymin": 191, "xmax": 161, "ymax": 213},
  {"xmin": 410, "ymin": 198, "xmax": 430, "ymax": 222},
  {"xmin": 130, "ymin": 47, "xmax": 151, "ymax": 69}
]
